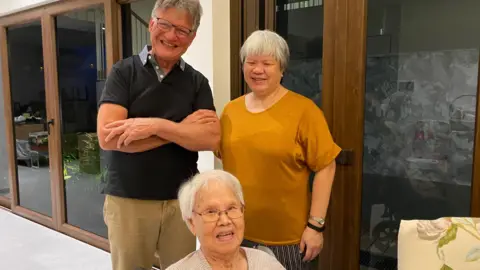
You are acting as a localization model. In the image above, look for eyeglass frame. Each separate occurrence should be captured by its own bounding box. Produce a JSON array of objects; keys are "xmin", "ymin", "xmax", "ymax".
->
[
  {"xmin": 193, "ymin": 205, "xmax": 245, "ymax": 223},
  {"xmin": 152, "ymin": 16, "xmax": 194, "ymax": 38}
]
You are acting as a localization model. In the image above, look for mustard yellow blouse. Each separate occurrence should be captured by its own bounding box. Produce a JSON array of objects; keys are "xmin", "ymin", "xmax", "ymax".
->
[{"xmin": 219, "ymin": 91, "xmax": 341, "ymax": 245}]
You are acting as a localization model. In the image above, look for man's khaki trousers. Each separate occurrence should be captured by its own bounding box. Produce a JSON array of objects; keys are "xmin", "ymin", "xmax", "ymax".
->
[{"xmin": 103, "ymin": 195, "xmax": 196, "ymax": 270}]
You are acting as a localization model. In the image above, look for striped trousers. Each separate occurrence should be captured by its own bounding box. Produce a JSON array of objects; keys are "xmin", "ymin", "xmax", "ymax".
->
[{"xmin": 242, "ymin": 240, "xmax": 314, "ymax": 270}]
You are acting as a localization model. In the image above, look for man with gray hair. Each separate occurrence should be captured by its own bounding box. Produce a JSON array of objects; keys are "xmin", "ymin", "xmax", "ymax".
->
[{"xmin": 97, "ymin": 0, "xmax": 219, "ymax": 269}]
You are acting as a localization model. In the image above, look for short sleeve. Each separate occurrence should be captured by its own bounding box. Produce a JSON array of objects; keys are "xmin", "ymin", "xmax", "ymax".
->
[
  {"xmin": 297, "ymin": 102, "xmax": 341, "ymax": 172},
  {"xmin": 98, "ymin": 65, "xmax": 129, "ymax": 109},
  {"xmin": 215, "ymin": 102, "xmax": 233, "ymax": 159},
  {"xmin": 194, "ymin": 76, "xmax": 215, "ymax": 111}
]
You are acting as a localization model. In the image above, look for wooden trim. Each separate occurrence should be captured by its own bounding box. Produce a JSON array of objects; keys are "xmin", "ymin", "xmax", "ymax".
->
[
  {"xmin": 0, "ymin": 196, "xmax": 10, "ymax": 208},
  {"xmin": 41, "ymin": 14, "xmax": 65, "ymax": 230},
  {"xmin": 318, "ymin": 0, "xmax": 336, "ymax": 268},
  {"xmin": 230, "ymin": 0, "xmax": 242, "ymax": 100},
  {"xmin": 264, "ymin": 0, "xmax": 275, "ymax": 30},
  {"xmin": 105, "ymin": 0, "xmax": 121, "ymax": 74},
  {"xmin": 117, "ymin": 3, "xmax": 125, "ymax": 59},
  {"xmin": 341, "ymin": 0, "xmax": 367, "ymax": 267},
  {"xmin": 241, "ymin": 0, "xmax": 259, "ymax": 94},
  {"xmin": 40, "ymin": 0, "xmax": 105, "ymax": 16},
  {"xmin": 320, "ymin": 0, "xmax": 368, "ymax": 268},
  {"xmin": 13, "ymin": 205, "xmax": 54, "ymax": 228},
  {"xmin": 321, "ymin": 0, "xmax": 336, "ymax": 126},
  {"xmin": 0, "ymin": 10, "xmax": 43, "ymax": 27},
  {"xmin": 0, "ymin": 27, "xmax": 19, "ymax": 208},
  {"xmin": 243, "ymin": 0, "xmax": 258, "ymax": 40},
  {"xmin": 470, "ymin": 53, "xmax": 480, "ymax": 216},
  {"xmin": 0, "ymin": 0, "xmax": 105, "ymax": 27},
  {"xmin": 60, "ymin": 223, "xmax": 110, "ymax": 251}
]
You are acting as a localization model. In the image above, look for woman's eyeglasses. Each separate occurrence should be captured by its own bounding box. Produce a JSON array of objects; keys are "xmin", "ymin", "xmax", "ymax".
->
[{"xmin": 194, "ymin": 206, "xmax": 245, "ymax": 223}]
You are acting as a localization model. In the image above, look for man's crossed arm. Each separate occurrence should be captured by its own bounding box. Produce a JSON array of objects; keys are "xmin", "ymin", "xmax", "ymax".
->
[{"xmin": 97, "ymin": 103, "xmax": 220, "ymax": 153}]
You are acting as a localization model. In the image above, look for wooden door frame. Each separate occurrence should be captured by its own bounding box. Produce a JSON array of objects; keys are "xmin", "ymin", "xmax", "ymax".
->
[
  {"xmin": 320, "ymin": 0, "xmax": 367, "ymax": 268},
  {"xmin": 230, "ymin": 0, "xmax": 242, "ymax": 100},
  {"xmin": 0, "ymin": 0, "xmax": 116, "ymax": 251},
  {"xmin": 0, "ymin": 196, "xmax": 9, "ymax": 208}
]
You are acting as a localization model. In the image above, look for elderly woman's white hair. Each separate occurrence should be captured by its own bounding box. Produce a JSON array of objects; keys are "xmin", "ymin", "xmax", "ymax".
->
[
  {"xmin": 178, "ymin": 170, "xmax": 245, "ymax": 222},
  {"xmin": 151, "ymin": 0, "xmax": 203, "ymax": 31},
  {"xmin": 240, "ymin": 29, "xmax": 290, "ymax": 72}
]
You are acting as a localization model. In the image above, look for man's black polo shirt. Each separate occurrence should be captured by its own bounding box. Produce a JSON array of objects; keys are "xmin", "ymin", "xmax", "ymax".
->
[{"xmin": 99, "ymin": 45, "xmax": 215, "ymax": 200}]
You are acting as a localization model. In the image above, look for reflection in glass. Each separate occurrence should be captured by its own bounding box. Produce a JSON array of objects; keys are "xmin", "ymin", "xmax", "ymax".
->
[
  {"xmin": 361, "ymin": 0, "xmax": 478, "ymax": 268},
  {"xmin": 276, "ymin": 0, "xmax": 323, "ymax": 106},
  {"xmin": 56, "ymin": 5, "xmax": 107, "ymax": 237},
  {"xmin": 7, "ymin": 22, "xmax": 52, "ymax": 216},
  {"xmin": 0, "ymin": 54, "xmax": 10, "ymax": 199},
  {"xmin": 122, "ymin": 0, "xmax": 155, "ymax": 58}
]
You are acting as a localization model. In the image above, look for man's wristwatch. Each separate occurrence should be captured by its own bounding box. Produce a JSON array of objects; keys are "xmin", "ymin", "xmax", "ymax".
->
[{"xmin": 309, "ymin": 216, "xmax": 325, "ymax": 227}]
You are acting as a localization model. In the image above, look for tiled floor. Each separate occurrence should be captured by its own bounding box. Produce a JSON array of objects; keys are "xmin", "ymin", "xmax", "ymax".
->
[{"xmin": 0, "ymin": 207, "xmax": 111, "ymax": 270}]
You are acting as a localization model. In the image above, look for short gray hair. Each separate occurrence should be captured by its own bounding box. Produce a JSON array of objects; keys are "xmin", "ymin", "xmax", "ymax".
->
[
  {"xmin": 151, "ymin": 0, "xmax": 203, "ymax": 31},
  {"xmin": 240, "ymin": 30, "xmax": 290, "ymax": 71},
  {"xmin": 178, "ymin": 170, "xmax": 245, "ymax": 222}
]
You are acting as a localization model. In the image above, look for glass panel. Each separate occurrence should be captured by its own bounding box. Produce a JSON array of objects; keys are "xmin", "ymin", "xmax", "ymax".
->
[
  {"xmin": 7, "ymin": 22, "xmax": 51, "ymax": 216},
  {"xmin": 361, "ymin": 0, "xmax": 478, "ymax": 268},
  {"xmin": 275, "ymin": 0, "xmax": 323, "ymax": 107},
  {"xmin": 56, "ymin": 5, "xmax": 107, "ymax": 237},
  {"xmin": 122, "ymin": 0, "xmax": 155, "ymax": 58},
  {"xmin": 0, "ymin": 52, "xmax": 10, "ymax": 198}
]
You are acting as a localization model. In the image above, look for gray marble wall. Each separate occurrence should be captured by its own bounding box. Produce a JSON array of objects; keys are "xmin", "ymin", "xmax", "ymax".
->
[
  {"xmin": 282, "ymin": 59, "xmax": 323, "ymax": 107},
  {"xmin": 363, "ymin": 49, "xmax": 478, "ymax": 187}
]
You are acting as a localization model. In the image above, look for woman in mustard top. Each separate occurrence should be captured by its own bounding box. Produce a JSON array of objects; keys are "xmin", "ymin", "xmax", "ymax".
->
[{"xmin": 218, "ymin": 30, "xmax": 341, "ymax": 269}]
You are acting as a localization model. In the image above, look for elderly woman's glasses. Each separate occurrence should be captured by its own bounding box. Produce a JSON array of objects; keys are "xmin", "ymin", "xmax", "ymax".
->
[
  {"xmin": 153, "ymin": 17, "xmax": 193, "ymax": 38},
  {"xmin": 194, "ymin": 206, "xmax": 244, "ymax": 223}
]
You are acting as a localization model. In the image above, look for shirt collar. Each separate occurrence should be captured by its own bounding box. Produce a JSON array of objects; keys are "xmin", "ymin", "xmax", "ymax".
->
[{"xmin": 139, "ymin": 45, "xmax": 185, "ymax": 71}]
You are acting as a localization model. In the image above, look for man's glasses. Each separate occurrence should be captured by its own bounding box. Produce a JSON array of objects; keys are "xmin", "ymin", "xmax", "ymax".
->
[
  {"xmin": 153, "ymin": 17, "xmax": 193, "ymax": 38},
  {"xmin": 194, "ymin": 206, "xmax": 245, "ymax": 223}
]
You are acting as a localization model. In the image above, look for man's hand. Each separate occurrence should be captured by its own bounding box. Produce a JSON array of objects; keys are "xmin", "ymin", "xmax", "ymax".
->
[
  {"xmin": 104, "ymin": 118, "xmax": 158, "ymax": 148},
  {"xmin": 182, "ymin": 109, "xmax": 218, "ymax": 125},
  {"xmin": 299, "ymin": 226, "xmax": 324, "ymax": 262},
  {"xmin": 103, "ymin": 110, "xmax": 219, "ymax": 150}
]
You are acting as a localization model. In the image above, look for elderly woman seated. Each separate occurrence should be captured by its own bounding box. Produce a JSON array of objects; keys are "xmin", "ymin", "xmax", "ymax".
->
[{"xmin": 166, "ymin": 170, "xmax": 285, "ymax": 270}]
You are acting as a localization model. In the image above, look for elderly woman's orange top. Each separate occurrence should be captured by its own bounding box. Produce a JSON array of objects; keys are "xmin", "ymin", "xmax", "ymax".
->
[{"xmin": 219, "ymin": 91, "xmax": 341, "ymax": 245}]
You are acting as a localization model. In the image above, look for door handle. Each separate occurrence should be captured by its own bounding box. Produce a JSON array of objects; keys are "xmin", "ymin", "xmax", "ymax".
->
[{"xmin": 45, "ymin": 119, "xmax": 54, "ymax": 135}]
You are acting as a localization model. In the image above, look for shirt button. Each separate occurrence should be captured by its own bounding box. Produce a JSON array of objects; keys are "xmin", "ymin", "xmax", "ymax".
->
[
  {"xmin": 156, "ymin": 66, "xmax": 159, "ymax": 70},
  {"xmin": 160, "ymin": 75, "xmax": 164, "ymax": 78},
  {"xmin": 148, "ymin": 55, "xmax": 151, "ymax": 59}
]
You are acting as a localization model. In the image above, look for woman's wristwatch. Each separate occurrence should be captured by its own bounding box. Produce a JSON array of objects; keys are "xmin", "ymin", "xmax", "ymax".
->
[{"xmin": 307, "ymin": 216, "xmax": 326, "ymax": 232}]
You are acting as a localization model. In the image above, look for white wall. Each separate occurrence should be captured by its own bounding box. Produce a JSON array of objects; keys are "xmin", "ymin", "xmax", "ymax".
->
[
  {"xmin": 181, "ymin": 0, "xmax": 214, "ymax": 248},
  {"xmin": 0, "ymin": 0, "xmax": 59, "ymax": 17}
]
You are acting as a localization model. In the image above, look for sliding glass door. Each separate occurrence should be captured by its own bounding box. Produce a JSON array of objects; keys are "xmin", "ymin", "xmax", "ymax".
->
[
  {"xmin": 54, "ymin": 4, "xmax": 108, "ymax": 238},
  {"xmin": 360, "ymin": 0, "xmax": 480, "ymax": 268},
  {"xmin": 0, "ymin": 0, "xmax": 114, "ymax": 250},
  {"xmin": 6, "ymin": 21, "xmax": 53, "ymax": 217}
]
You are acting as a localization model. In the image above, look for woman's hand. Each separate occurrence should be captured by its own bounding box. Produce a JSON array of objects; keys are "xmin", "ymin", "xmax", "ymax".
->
[{"xmin": 299, "ymin": 226, "xmax": 324, "ymax": 262}]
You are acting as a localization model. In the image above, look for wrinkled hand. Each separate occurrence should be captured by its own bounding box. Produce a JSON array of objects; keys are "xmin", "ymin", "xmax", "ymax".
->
[
  {"xmin": 299, "ymin": 227, "xmax": 324, "ymax": 262},
  {"xmin": 104, "ymin": 118, "xmax": 157, "ymax": 148},
  {"xmin": 182, "ymin": 109, "xmax": 218, "ymax": 125}
]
